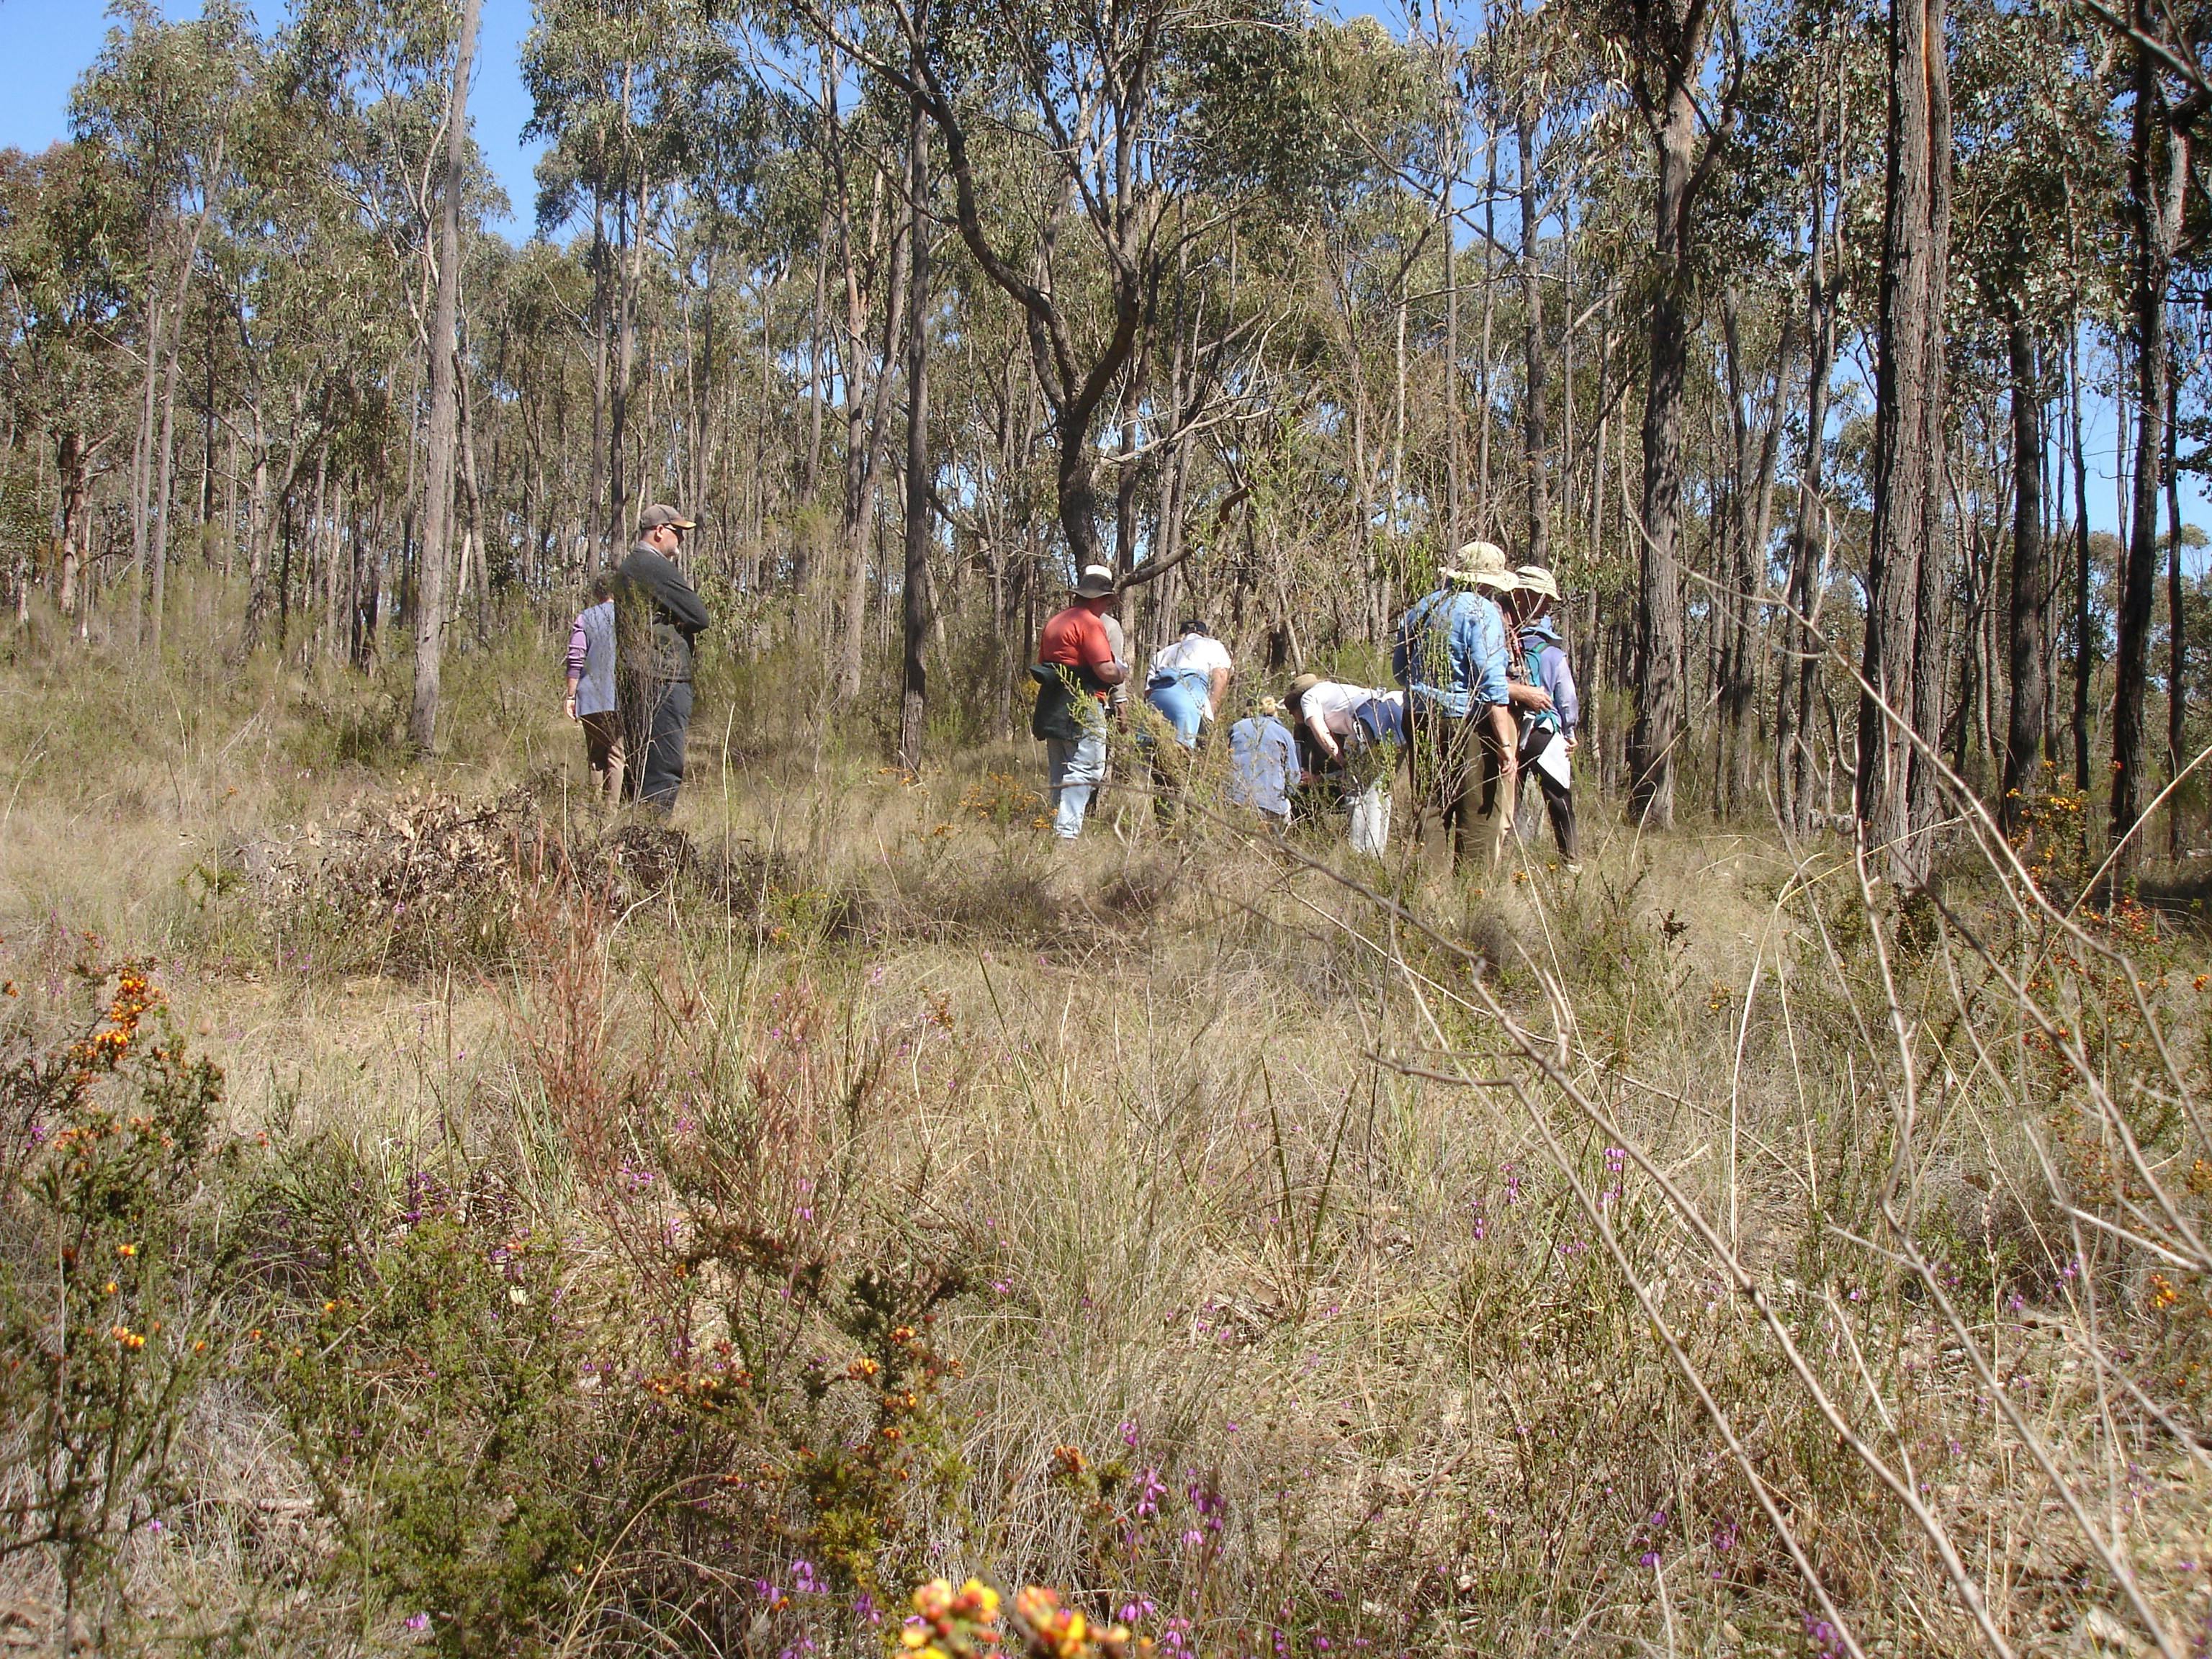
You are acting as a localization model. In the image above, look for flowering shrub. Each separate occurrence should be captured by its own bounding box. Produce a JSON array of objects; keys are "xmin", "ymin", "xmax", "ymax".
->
[
  {"xmin": 0, "ymin": 953, "xmax": 243, "ymax": 1643},
  {"xmin": 902, "ymin": 1578, "xmax": 1154, "ymax": 1659}
]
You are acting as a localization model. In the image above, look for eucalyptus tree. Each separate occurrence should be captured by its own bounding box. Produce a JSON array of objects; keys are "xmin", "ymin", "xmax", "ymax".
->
[
  {"xmin": 1473, "ymin": 3, "xmax": 1617, "ymax": 580},
  {"xmin": 526, "ymin": 0, "xmax": 710, "ymax": 553},
  {"xmin": 1951, "ymin": 0, "xmax": 2110, "ymax": 830},
  {"xmin": 1850, "ymin": 0, "xmax": 1954, "ymax": 884},
  {"xmin": 2107, "ymin": 5, "xmax": 2206, "ymax": 863},
  {"xmin": 1676, "ymin": 6, "xmax": 1836, "ymax": 820},
  {"xmin": 1588, "ymin": 0, "xmax": 1747, "ymax": 829},
  {"xmin": 791, "ymin": 0, "xmax": 1406, "ymax": 574},
  {"xmin": 0, "ymin": 139, "xmax": 138, "ymax": 621},
  {"xmin": 405, "ymin": 0, "xmax": 482, "ymax": 750},
  {"xmin": 70, "ymin": 0, "xmax": 253, "ymax": 647}
]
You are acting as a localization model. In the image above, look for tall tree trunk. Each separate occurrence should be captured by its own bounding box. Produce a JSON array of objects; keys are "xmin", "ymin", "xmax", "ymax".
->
[
  {"xmin": 150, "ymin": 138, "xmax": 221, "ymax": 655},
  {"xmin": 129, "ymin": 301, "xmax": 161, "ymax": 631},
  {"xmin": 1519, "ymin": 112, "xmax": 1550, "ymax": 570},
  {"xmin": 408, "ymin": 0, "xmax": 480, "ymax": 752},
  {"xmin": 1855, "ymin": 0, "xmax": 1951, "ymax": 887},
  {"xmin": 840, "ymin": 171, "xmax": 906, "ymax": 701},
  {"xmin": 2111, "ymin": 35, "xmax": 2188, "ymax": 866},
  {"xmin": 2001, "ymin": 314, "xmax": 2049, "ymax": 833},
  {"xmin": 245, "ymin": 404, "xmax": 270, "ymax": 645},
  {"xmin": 609, "ymin": 167, "xmax": 649, "ymax": 547},
  {"xmin": 1722, "ymin": 297, "xmax": 1797, "ymax": 817},
  {"xmin": 2166, "ymin": 343, "xmax": 2188, "ymax": 858},
  {"xmin": 803, "ymin": 203, "xmax": 829, "ymax": 516},
  {"xmin": 2070, "ymin": 331, "xmax": 2095, "ymax": 795},
  {"xmin": 588, "ymin": 189, "xmax": 609, "ymax": 562},
  {"xmin": 56, "ymin": 431, "xmax": 88, "ymax": 617},
  {"xmin": 1450, "ymin": 160, "xmax": 1466, "ymax": 551},
  {"xmin": 898, "ymin": 68, "xmax": 932, "ymax": 770},
  {"xmin": 1627, "ymin": 27, "xmax": 1709, "ymax": 829}
]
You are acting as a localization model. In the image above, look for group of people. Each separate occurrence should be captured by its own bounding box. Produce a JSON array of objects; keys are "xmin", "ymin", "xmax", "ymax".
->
[
  {"xmin": 1030, "ymin": 539, "xmax": 1581, "ymax": 869},
  {"xmin": 562, "ymin": 504, "xmax": 714, "ymax": 815},
  {"xmin": 557, "ymin": 513, "xmax": 1579, "ymax": 871}
]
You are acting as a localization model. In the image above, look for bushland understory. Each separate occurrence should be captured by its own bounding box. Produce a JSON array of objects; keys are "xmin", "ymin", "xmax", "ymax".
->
[{"xmin": 2, "ymin": 636, "xmax": 2209, "ymax": 1659}]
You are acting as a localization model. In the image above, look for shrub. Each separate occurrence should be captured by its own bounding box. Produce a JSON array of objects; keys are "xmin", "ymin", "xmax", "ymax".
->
[
  {"xmin": 0, "ymin": 956, "xmax": 246, "ymax": 1649},
  {"xmin": 252, "ymin": 971, "xmax": 975, "ymax": 1655}
]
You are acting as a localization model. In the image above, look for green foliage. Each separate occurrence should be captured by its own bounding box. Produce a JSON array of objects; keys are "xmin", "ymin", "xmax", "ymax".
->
[
  {"xmin": 246, "ymin": 970, "xmax": 974, "ymax": 1652},
  {"xmin": 0, "ymin": 950, "xmax": 245, "ymax": 1637},
  {"xmin": 262, "ymin": 1154, "xmax": 595, "ymax": 1655}
]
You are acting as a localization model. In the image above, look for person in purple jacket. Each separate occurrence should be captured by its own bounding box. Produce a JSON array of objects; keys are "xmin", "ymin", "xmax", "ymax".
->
[
  {"xmin": 565, "ymin": 572, "xmax": 623, "ymax": 806},
  {"xmin": 1511, "ymin": 565, "xmax": 1581, "ymax": 868}
]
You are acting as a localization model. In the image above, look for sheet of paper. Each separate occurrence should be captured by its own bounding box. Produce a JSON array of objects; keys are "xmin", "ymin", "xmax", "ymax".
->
[{"xmin": 1534, "ymin": 738, "xmax": 1570, "ymax": 788}]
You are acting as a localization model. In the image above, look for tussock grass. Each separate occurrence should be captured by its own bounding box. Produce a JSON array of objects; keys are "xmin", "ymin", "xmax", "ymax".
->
[{"xmin": 0, "ymin": 620, "xmax": 2207, "ymax": 1657}]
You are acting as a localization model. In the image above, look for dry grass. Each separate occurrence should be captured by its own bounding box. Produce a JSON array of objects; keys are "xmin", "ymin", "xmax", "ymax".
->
[{"xmin": 1, "ymin": 617, "xmax": 2208, "ymax": 1658}]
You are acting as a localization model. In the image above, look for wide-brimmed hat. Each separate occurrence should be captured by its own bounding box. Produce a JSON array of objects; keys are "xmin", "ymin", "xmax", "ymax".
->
[
  {"xmin": 1443, "ymin": 539, "xmax": 1511, "ymax": 586},
  {"xmin": 1514, "ymin": 565, "xmax": 1560, "ymax": 602},
  {"xmin": 1287, "ymin": 673, "xmax": 1322, "ymax": 700},
  {"xmin": 1470, "ymin": 566, "xmax": 1519, "ymax": 594},
  {"xmin": 1072, "ymin": 563, "xmax": 1116, "ymax": 598},
  {"xmin": 639, "ymin": 503, "xmax": 697, "ymax": 534}
]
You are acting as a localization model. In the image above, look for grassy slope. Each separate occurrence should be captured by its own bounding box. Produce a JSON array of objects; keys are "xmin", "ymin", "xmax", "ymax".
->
[{"xmin": 1, "ymin": 614, "xmax": 2208, "ymax": 1658}]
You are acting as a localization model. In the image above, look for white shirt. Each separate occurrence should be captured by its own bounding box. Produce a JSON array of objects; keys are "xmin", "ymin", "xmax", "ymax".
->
[
  {"xmin": 1148, "ymin": 634, "xmax": 1233, "ymax": 718},
  {"xmin": 1300, "ymin": 680, "xmax": 1384, "ymax": 724}
]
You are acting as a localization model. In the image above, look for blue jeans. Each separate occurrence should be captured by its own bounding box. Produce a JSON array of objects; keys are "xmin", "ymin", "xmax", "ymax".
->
[{"xmin": 1046, "ymin": 731, "xmax": 1108, "ymax": 837}]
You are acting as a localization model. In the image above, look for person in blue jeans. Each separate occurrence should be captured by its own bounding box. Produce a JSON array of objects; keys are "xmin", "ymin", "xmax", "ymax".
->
[
  {"xmin": 613, "ymin": 505, "xmax": 711, "ymax": 816},
  {"xmin": 1144, "ymin": 620, "xmax": 1233, "ymax": 743},
  {"xmin": 1142, "ymin": 619, "xmax": 1233, "ymax": 821},
  {"xmin": 1031, "ymin": 565, "xmax": 1128, "ymax": 838}
]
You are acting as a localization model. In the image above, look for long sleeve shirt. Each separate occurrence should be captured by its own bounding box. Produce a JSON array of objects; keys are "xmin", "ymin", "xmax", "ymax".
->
[
  {"xmin": 613, "ymin": 545, "xmax": 711, "ymax": 685},
  {"xmin": 1393, "ymin": 588, "xmax": 1510, "ymax": 717},
  {"xmin": 1520, "ymin": 621, "xmax": 1579, "ymax": 739},
  {"xmin": 1228, "ymin": 715, "xmax": 1298, "ymax": 815},
  {"xmin": 567, "ymin": 600, "xmax": 617, "ymax": 716}
]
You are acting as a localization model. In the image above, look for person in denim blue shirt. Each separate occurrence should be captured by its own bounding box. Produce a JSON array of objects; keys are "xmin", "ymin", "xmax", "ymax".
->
[
  {"xmin": 1394, "ymin": 541, "xmax": 1543, "ymax": 868},
  {"xmin": 1228, "ymin": 698, "xmax": 1300, "ymax": 830}
]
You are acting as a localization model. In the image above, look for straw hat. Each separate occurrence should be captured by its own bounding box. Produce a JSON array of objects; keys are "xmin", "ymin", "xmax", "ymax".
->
[
  {"xmin": 1511, "ymin": 565, "xmax": 1558, "ymax": 601},
  {"xmin": 1444, "ymin": 539, "xmax": 1511, "ymax": 585}
]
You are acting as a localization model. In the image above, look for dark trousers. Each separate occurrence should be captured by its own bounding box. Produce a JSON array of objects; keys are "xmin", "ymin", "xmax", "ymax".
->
[
  {"xmin": 623, "ymin": 681, "xmax": 693, "ymax": 814},
  {"xmin": 1408, "ymin": 698, "xmax": 1483, "ymax": 866},
  {"xmin": 1518, "ymin": 726, "xmax": 1578, "ymax": 860}
]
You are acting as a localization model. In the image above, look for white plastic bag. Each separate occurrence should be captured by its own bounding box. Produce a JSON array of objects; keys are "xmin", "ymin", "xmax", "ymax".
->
[{"xmin": 1349, "ymin": 782, "xmax": 1392, "ymax": 855}]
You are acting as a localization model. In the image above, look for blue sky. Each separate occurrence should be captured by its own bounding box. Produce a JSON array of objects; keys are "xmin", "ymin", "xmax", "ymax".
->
[
  {"xmin": 0, "ymin": 0, "xmax": 2199, "ymax": 544},
  {"xmin": 0, "ymin": 0, "xmax": 546, "ymax": 232}
]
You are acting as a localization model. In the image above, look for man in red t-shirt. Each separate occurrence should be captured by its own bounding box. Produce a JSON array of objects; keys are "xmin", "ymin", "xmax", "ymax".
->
[{"xmin": 1030, "ymin": 564, "xmax": 1128, "ymax": 837}]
